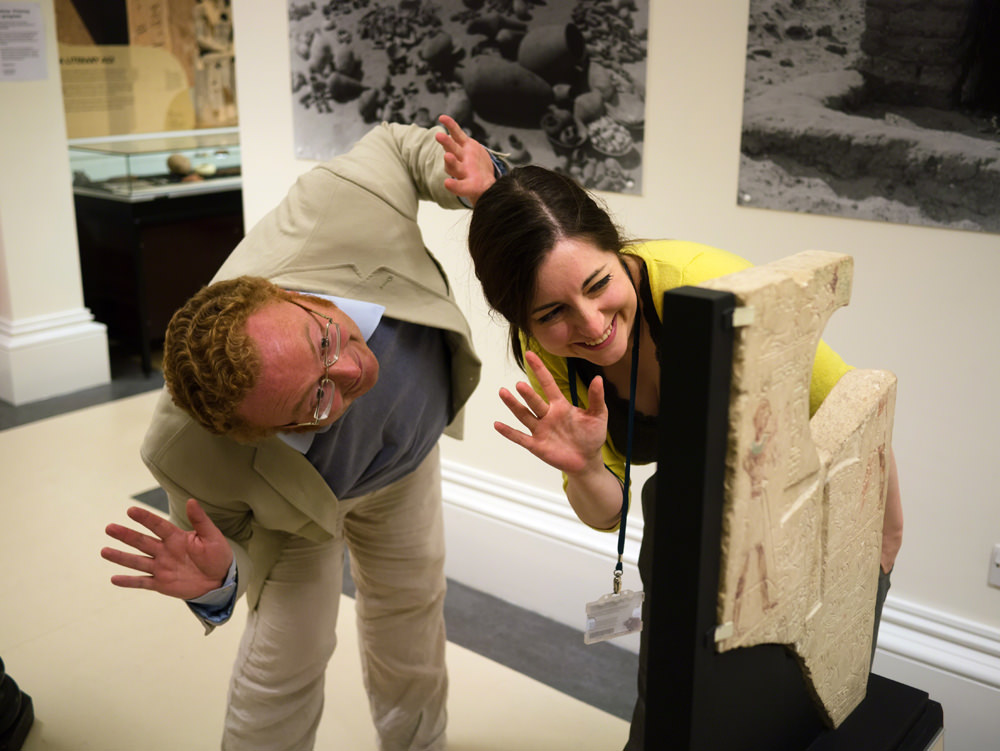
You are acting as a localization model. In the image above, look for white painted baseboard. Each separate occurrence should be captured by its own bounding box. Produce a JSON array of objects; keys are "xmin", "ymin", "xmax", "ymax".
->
[
  {"xmin": 441, "ymin": 459, "xmax": 643, "ymax": 653},
  {"xmin": 442, "ymin": 459, "xmax": 1000, "ymax": 746},
  {"xmin": 0, "ymin": 308, "xmax": 110, "ymax": 404},
  {"xmin": 879, "ymin": 597, "xmax": 1000, "ymax": 689},
  {"xmin": 875, "ymin": 598, "xmax": 1000, "ymax": 751}
]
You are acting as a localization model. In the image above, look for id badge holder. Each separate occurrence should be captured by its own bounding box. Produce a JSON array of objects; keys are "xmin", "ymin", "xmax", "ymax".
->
[{"xmin": 584, "ymin": 573, "xmax": 644, "ymax": 645}]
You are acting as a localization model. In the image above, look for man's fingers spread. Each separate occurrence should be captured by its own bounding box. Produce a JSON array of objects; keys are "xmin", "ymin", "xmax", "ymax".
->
[{"xmin": 126, "ymin": 506, "xmax": 174, "ymax": 538}]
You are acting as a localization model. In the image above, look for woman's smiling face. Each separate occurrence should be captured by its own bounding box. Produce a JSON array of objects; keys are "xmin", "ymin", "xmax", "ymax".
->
[{"xmin": 527, "ymin": 238, "xmax": 637, "ymax": 367}]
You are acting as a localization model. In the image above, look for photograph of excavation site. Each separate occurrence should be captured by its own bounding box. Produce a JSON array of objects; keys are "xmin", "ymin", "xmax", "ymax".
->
[
  {"xmin": 287, "ymin": 0, "xmax": 649, "ymax": 195},
  {"xmin": 738, "ymin": 0, "xmax": 1000, "ymax": 234}
]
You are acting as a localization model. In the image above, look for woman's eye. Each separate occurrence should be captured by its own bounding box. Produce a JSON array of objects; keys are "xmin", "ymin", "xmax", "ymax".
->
[
  {"xmin": 537, "ymin": 306, "xmax": 562, "ymax": 324},
  {"xmin": 589, "ymin": 274, "xmax": 612, "ymax": 293}
]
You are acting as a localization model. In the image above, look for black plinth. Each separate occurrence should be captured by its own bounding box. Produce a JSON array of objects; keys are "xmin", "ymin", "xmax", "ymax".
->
[
  {"xmin": 645, "ymin": 286, "xmax": 943, "ymax": 751},
  {"xmin": 74, "ymin": 188, "xmax": 243, "ymax": 374},
  {"xmin": 807, "ymin": 673, "xmax": 943, "ymax": 751}
]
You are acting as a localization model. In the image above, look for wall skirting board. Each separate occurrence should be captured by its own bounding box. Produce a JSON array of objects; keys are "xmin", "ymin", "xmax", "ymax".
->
[
  {"xmin": 441, "ymin": 459, "xmax": 644, "ymax": 653},
  {"xmin": 0, "ymin": 308, "xmax": 110, "ymax": 404},
  {"xmin": 441, "ymin": 459, "xmax": 1000, "ymax": 747},
  {"xmin": 879, "ymin": 597, "xmax": 1000, "ymax": 690},
  {"xmin": 875, "ymin": 598, "xmax": 1000, "ymax": 749}
]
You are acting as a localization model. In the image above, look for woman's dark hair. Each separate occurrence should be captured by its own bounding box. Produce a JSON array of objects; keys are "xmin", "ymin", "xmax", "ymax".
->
[{"xmin": 468, "ymin": 165, "xmax": 627, "ymax": 367}]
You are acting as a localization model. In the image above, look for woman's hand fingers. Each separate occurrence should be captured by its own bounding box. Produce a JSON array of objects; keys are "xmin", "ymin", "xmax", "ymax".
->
[
  {"xmin": 523, "ymin": 351, "xmax": 565, "ymax": 400},
  {"xmin": 499, "ymin": 386, "xmax": 544, "ymax": 428},
  {"xmin": 586, "ymin": 375, "xmax": 608, "ymax": 418},
  {"xmin": 514, "ymin": 380, "xmax": 551, "ymax": 415},
  {"xmin": 493, "ymin": 420, "xmax": 533, "ymax": 450}
]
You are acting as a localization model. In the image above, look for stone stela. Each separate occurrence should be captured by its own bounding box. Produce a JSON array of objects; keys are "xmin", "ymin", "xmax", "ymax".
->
[{"xmin": 701, "ymin": 251, "xmax": 896, "ymax": 727}]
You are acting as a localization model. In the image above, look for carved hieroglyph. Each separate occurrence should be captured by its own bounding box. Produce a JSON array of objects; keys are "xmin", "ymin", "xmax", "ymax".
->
[{"xmin": 700, "ymin": 251, "xmax": 897, "ymax": 727}]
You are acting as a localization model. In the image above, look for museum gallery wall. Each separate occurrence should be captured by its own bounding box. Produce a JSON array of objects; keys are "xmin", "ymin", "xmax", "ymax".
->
[
  {"xmin": 54, "ymin": 0, "xmax": 236, "ymax": 138},
  {"xmin": 739, "ymin": 0, "xmax": 1000, "ymax": 235},
  {"xmin": 288, "ymin": 0, "xmax": 650, "ymax": 196}
]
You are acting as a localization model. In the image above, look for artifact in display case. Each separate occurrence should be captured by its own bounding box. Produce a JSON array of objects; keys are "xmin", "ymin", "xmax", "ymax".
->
[{"xmin": 69, "ymin": 129, "xmax": 241, "ymax": 200}]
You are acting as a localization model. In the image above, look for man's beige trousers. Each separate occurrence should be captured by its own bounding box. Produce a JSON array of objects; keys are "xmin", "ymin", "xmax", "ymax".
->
[{"xmin": 222, "ymin": 445, "xmax": 448, "ymax": 751}]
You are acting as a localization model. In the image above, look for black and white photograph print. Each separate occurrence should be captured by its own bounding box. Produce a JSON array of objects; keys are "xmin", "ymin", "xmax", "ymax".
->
[
  {"xmin": 288, "ymin": 0, "xmax": 650, "ymax": 195},
  {"xmin": 738, "ymin": 0, "xmax": 1000, "ymax": 235}
]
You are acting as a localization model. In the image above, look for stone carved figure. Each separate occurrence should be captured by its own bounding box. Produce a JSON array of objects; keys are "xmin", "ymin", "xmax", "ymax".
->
[{"xmin": 701, "ymin": 251, "xmax": 896, "ymax": 727}]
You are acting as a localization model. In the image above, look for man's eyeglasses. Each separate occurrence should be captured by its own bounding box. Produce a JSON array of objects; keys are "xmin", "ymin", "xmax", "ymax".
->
[{"xmin": 286, "ymin": 300, "xmax": 341, "ymax": 428}]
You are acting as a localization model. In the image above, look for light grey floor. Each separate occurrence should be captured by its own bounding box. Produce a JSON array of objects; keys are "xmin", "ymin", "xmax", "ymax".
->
[{"xmin": 1, "ymin": 342, "xmax": 639, "ymax": 723}]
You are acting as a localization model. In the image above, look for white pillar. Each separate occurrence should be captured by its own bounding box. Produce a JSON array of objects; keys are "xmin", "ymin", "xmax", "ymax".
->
[{"xmin": 0, "ymin": 0, "xmax": 109, "ymax": 405}]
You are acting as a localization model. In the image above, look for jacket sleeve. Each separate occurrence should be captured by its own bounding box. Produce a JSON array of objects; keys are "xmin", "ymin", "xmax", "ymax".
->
[
  {"xmin": 212, "ymin": 122, "xmax": 465, "ymax": 290},
  {"xmin": 139, "ymin": 452, "xmax": 254, "ymax": 635},
  {"xmin": 139, "ymin": 395, "xmax": 256, "ymax": 634},
  {"xmin": 325, "ymin": 121, "xmax": 467, "ymax": 214}
]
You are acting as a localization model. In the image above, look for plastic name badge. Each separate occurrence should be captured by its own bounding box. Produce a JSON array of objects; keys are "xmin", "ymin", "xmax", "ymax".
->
[{"xmin": 584, "ymin": 589, "xmax": 644, "ymax": 645}]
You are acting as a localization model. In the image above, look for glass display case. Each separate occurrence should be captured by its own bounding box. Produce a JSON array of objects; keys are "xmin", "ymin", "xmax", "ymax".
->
[{"xmin": 69, "ymin": 129, "xmax": 241, "ymax": 201}]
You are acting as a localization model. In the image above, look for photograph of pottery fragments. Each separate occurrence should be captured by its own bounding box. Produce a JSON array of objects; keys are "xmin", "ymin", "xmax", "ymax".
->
[
  {"xmin": 738, "ymin": 0, "xmax": 1000, "ymax": 234},
  {"xmin": 288, "ymin": 0, "xmax": 649, "ymax": 194}
]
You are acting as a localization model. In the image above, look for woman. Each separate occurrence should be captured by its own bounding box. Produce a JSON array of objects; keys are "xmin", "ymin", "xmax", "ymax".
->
[{"xmin": 437, "ymin": 117, "xmax": 902, "ymax": 750}]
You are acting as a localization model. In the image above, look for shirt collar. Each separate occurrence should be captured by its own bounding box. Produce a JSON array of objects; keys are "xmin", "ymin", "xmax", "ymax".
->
[{"xmin": 301, "ymin": 292, "xmax": 384, "ymax": 341}]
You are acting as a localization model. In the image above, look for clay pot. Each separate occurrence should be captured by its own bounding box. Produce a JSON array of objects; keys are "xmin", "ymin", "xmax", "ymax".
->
[
  {"xmin": 517, "ymin": 23, "xmax": 586, "ymax": 85},
  {"xmin": 419, "ymin": 32, "xmax": 454, "ymax": 72},
  {"xmin": 540, "ymin": 107, "xmax": 575, "ymax": 138},
  {"xmin": 573, "ymin": 90, "xmax": 606, "ymax": 124},
  {"xmin": 467, "ymin": 13, "xmax": 526, "ymax": 40},
  {"xmin": 552, "ymin": 83, "xmax": 573, "ymax": 107},
  {"xmin": 458, "ymin": 56, "xmax": 553, "ymax": 127},
  {"xmin": 541, "ymin": 108, "xmax": 588, "ymax": 156},
  {"xmin": 358, "ymin": 89, "xmax": 382, "ymax": 122},
  {"xmin": 328, "ymin": 73, "xmax": 368, "ymax": 103},
  {"xmin": 412, "ymin": 107, "xmax": 435, "ymax": 128},
  {"xmin": 445, "ymin": 88, "xmax": 474, "ymax": 126},
  {"xmin": 507, "ymin": 134, "xmax": 531, "ymax": 164},
  {"xmin": 588, "ymin": 62, "xmax": 618, "ymax": 101},
  {"xmin": 496, "ymin": 28, "xmax": 525, "ymax": 60},
  {"xmin": 309, "ymin": 41, "xmax": 335, "ymax": 77},
  {"xmin": 334, "ymin": 45, "xmax": 362, "ymax": 81}
]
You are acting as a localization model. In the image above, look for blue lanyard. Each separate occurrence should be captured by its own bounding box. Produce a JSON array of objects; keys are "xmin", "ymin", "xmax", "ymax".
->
[{"xmin": 567, "ymin": 320, "xmax": 639, "ymax": 594}]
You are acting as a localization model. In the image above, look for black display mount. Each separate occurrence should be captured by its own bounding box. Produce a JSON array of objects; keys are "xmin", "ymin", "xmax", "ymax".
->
[{"xmin": 645, "ymin": 286, "xmax": 942, "ymax": 751}]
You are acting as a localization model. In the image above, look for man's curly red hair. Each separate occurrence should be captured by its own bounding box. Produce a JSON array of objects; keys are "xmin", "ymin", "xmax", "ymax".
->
[{"xmin": 163, "ymin": 276, "xmax": 295, "ymax": 442}]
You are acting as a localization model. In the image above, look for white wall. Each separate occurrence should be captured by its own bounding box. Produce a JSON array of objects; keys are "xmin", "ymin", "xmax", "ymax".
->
[
  {"xmin": 231, "ymin": 0, "xmax": 1000, "ymax": 745},
  {"xmin": 0, "ymin": 0, "xmax": 109, "ymax": 404}
]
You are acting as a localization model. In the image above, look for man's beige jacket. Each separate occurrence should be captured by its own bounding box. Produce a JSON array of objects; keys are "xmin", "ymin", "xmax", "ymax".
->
[{"xmin": 140, "ymin": 123, "xmax": 481, "ymax": 622}]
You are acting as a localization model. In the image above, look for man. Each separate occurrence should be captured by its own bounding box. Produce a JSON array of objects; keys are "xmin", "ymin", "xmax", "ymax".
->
[{"xmin": 101, "ymin": 118, "xmax": 499, "ymax": 751}]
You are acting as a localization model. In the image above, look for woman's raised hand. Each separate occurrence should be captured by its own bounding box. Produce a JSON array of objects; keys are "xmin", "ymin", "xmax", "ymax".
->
[{"xmin": 495, "ymin": 351, "xmax": 609, "ymax": 475}]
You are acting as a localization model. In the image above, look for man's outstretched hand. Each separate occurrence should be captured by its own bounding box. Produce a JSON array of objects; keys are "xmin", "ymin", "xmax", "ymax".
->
[
  {"xmin": 102, "ymin": 498, "xmax": 233, "ymax": 600},
  {"xmin": 436, "ymin": 114, "xmax": 497, "ymax": 206}
]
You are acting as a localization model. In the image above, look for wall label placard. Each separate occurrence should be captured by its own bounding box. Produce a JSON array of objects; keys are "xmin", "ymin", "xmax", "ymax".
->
[{"xmin": 0, "ymin": 1, "xmax": 47, "ymax": 82}]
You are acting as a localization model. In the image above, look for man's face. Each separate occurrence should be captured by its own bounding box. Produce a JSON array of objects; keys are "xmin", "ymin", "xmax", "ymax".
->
[{"xmin": 236, "ymin": 294, "xmax": 380, "ymax": 431}]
